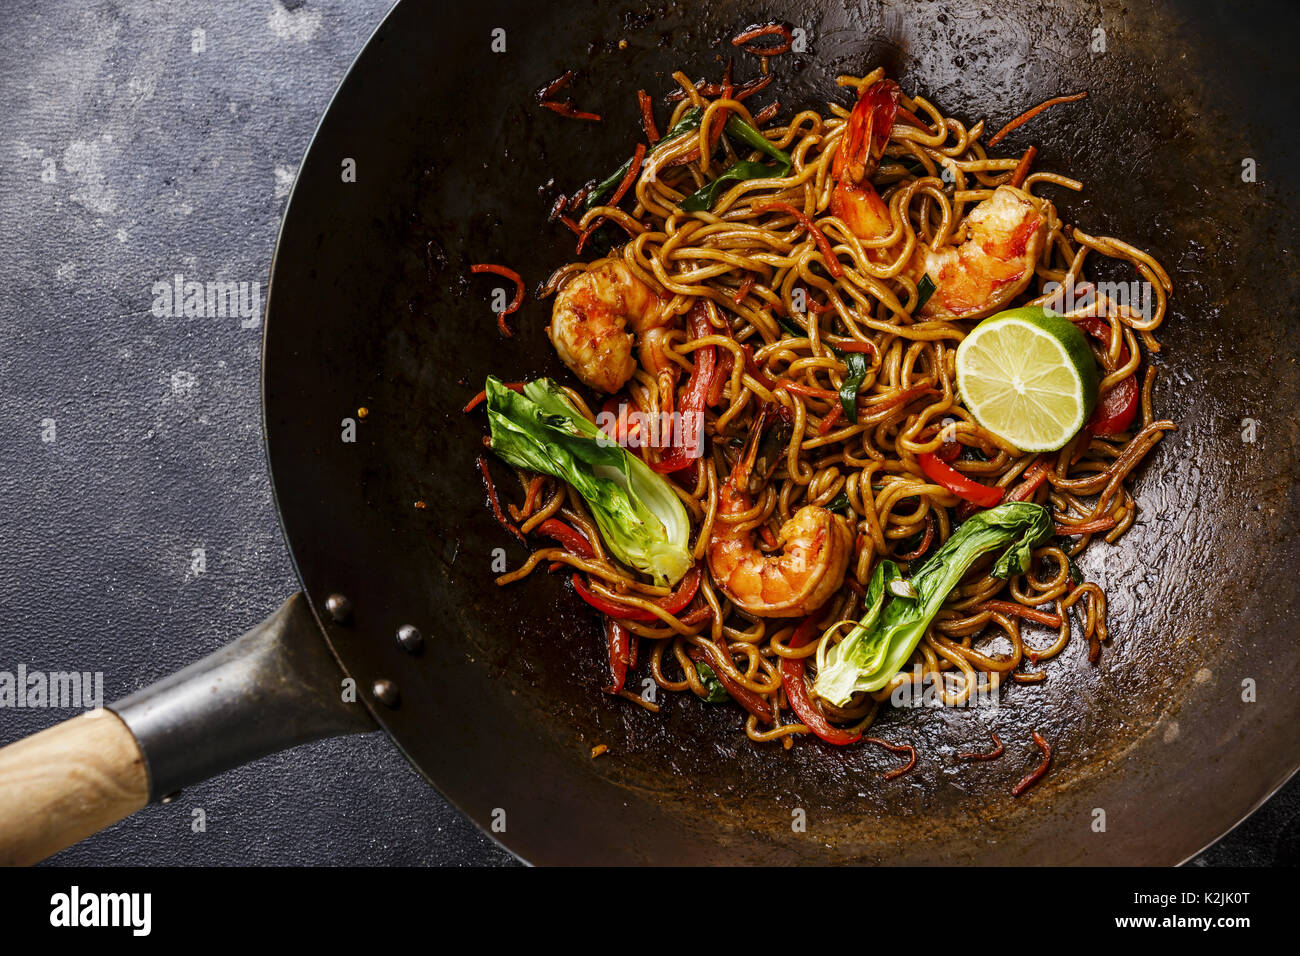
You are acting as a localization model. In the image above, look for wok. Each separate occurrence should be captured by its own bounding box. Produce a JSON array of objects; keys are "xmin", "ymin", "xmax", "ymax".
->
[{"xmin": 1, "ymin": 0, "xmax": 1297, "ymax": 865}]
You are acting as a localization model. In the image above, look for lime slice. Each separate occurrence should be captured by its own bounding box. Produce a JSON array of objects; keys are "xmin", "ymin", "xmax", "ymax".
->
[{"xmin": 955, "ymin": 306, "xmax": 1098, "ymax": 452}]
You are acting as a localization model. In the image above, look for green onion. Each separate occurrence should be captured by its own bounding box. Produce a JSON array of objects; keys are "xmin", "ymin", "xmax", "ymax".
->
[
  {"xmin": 825, "ymin": 490, "xmax": 851, "ymax": 513},
  {"xmin": 915, "ymin": 273, "xmax": 937, "ymax": 311},
  {"xmin": 581, "ymin": 108, "xmax": 704, "ymax": 213},
  {"xmin": 776, "ymin": 315, "xmax": 807, "ymax": 339},
  {"xmin": 775, "ymin": 313, "xmax": 869, "ymax": 423},
  {"xmin": 693, "ymin": 662, "xmax": 730, "ymax": 703},
  {"xmin": 838, "ymin": 352, "xmax": 870, "ymax": 424},
  {"xmin": 679, "ymin": 116, "xmax": 792, "ymax": 213},
  {"xmin": 1065, "ymin": 554, "xmax": 1085, "ymax": 587}
]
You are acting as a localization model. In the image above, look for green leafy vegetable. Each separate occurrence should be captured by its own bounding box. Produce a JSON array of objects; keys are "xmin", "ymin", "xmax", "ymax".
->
[
  {"xmin": 679, "ymin": 116, "xmax": 792, "ymax": 213},
  {"xmin": 824, "ymin": 490, "xmax": 851, "ymax": 514},
  {"xmin": 915, "ymin": 273, "xmax": 937, "ymax": 311},
  {"xmin": 485, "ymin": 377, "xmax": 692, "ymax": 586},
  {"xmin": 1065, "ymin": 553, "xmax": 1085, "ymax": 587},
  {"xmin": 776, "ymin": 315, "xmax": 807, "ymax": 340},
  {"xmin": 813, "ymin": 503, "xmax": 1053, "ymax": 705},
  {"xmin": 838, "ymin": 352, "xmax": 870, "ymax": 424},
  {"xmin": 694, "ymin": 662, "xmax": 730, "ymax": 703}
]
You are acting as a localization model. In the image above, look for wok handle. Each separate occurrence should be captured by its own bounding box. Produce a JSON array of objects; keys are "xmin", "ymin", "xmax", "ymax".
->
[
  {"xmin": 0, "ymin": 593, "xmax": 375, "ymax": 864},
  {"xmin": 0, "ymin": 710, "xmax": 148, "ymax": 866}
]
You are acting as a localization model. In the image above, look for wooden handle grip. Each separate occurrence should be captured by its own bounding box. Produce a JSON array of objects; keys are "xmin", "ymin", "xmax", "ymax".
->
[{"xmin": 0, "ymin": 710, "xmax": 149, "ymax": 865}]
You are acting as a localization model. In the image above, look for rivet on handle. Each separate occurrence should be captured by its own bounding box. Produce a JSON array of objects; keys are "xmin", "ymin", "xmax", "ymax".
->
[
  {"xmin": 372, "ymin": 679, "xmax": 400, "ymax": 708},
  {"xmin": 325, "ymin": 593, "xmax": 352, "ymax": 623},
  {"xmin": 395, "ymin": 625, "xmax": 424, "ymax": 653}
]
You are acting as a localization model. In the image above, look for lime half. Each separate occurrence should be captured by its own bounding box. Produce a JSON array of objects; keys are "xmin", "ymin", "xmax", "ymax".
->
[{"xmin": 955, "ymin": 307, "xmax": 1098, "ymax": 452}]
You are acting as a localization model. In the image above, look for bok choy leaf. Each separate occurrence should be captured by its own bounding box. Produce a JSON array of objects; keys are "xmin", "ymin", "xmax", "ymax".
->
[
  {"xmin": 485, "ymin": 377, "xmax": 693, "ymax": 586},
  {"xmin": 813, "ymin": 503, "xmax": 1053, "ymax": 705}
]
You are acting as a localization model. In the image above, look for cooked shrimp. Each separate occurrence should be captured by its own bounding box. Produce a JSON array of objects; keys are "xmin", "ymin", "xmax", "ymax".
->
[
  {"xmin": 913, "ymin": 185, "xmax": 1047, "ymax": 320},
  {"xmin": 830, "ymin": 80, "xmax": 1048, "ymax": 321},
  {"xmin": 548, "ymin": 260, "xmax": 673, "ymax": 393},
  {"xmin": 707, "ymin": 408, "xmax": 852, "ymax": 617}
]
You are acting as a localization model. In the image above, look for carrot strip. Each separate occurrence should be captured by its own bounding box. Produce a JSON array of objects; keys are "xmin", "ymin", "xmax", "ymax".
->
[
  {"xmin": 1056, "ymin": 517, "xmax": 1116, "ymax": 536},
  {"xmin": 636, "ymin": 89, "xmax": 660, "ymax": 143},
  {"xmin": 574, "ymin": 146, "xmax": 645, "ymax": 255},
  {"xmin": 536, "ymin": 71, "xmax": 574, "ymax": 101},
  {"xmin": 863, "ymin": 737, "xmax": 918, "ymax": 781},
  {"xmin": 520, "ymin": 476, "xmax": 545, "ymax": 519},
  {"xmin": 1007, "ymin": 457, "xmax": 1051, "ymax": 501},
  {"xmin": 751, "ymin": 100, "xmax": 780, "ymax": 125},
  {"xmin": 957, "ymin": 731, "xmax": 1004, "ymax": 762},
  {"xmin": 607, "ymin": 143, "xmax": 646, "ymax": 208},
  {"xmin": 830, "ymin": 340, "xmax": 878, "ymax": 355},
  {"xmin": 462, "ymin": 381, "xmax": 524, "ymax": 413},
  {"xmin": 740, "ymin": 345, "xmax": 776, "ymax": 390},
  {"xmin": 816, "ymin": 404, "xmax": 843, "ymax": 436},
  {"xmin": 752, "ymin": 201, "xmax": 842, "ymax": 278},
  {"xmin": 476, "ymin": 455, "xmax": 526, "ymax": 543},
  {"xmin": 469, "ymin": 264, "xmax": 525, "ymax": 336},
  {"xmin": 897, "ymin": 512, "xmax": 934, "ymax": 560},
  {"xmin": 987, "ymin": 92, "xmax": 1088, "ymax": 147},
  {"xmin": 540, "ymin": 99, "xmax": 602, "ymax": 122},
  {"xmin": 977, "ymin": 600, "xmax": 1062, "ymax": 628},
  {"xmin": 666, "ymin": 74, "xmax": 774, "ymax": 104},
  {"xmin": 1011, "ymin": 731, "xmax": 1053, "ymax": 796},
  {"xmin": 732, "ymin": 274, "xmax": 755, "ymax": 305},
  {"xmin": 776, "ymin": 379, "xmax": 839, "ymax": 401},
  {"xmin": 731, "ymin": 22, "xmax": 794, "ymax": 56},
  {"xmin": 1009, "ymin": 145, "xmax": 1037, "ymax": 188}
]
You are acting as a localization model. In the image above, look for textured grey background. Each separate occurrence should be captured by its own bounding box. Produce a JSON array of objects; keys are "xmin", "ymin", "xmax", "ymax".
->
[{"xmin": 0, "ymin": 0, "xmax": 1292, "ymax": 865}]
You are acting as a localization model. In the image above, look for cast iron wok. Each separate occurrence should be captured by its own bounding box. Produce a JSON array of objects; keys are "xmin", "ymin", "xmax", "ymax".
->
[{"xmin": 1, "ymin": 0, "xmax": 1297, "ymax": 865}]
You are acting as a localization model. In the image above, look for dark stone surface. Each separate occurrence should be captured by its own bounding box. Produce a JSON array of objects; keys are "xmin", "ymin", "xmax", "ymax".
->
[{"xmin": 0, "ymin": 0, "xmax": 1292, "ymax": 866}]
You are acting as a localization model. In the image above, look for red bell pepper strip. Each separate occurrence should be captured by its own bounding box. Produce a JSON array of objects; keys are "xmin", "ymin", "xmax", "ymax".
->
[
  {"xmin": 1076, "ymin": 317, "xmax": 1129, "ymax": 363},
  {"xmin": 536, "ymin": 519, "xmax": 594, "ymax": 558},
  {"xmin": 603, "ymin": 618, "xmax": 633, "ymax": 694},
  {"xmin": 598, "ymin": 394, "xmax": 644, "ymax": 448},
  {"xmin": 707, "ymin": 348, "xmax": 734, "ymax": 407},
  {"xmin": 935, "ymin": 433, "xmax": 962, "ymax": 462},
  {"xmin": 779, "ymin": 617, "xmax": 862, "ymax": 745},
  {"xmin": 1075, "ymin": 317, "xmax": 1139, "ymax": 436},
  {"xmin": 918, "ymin": 452, "xmax": 1005, "ymax": 508},
  {"xmin": 1088, "ymin": 375, "xmax": 1139, "ymax": 436},
  {"xmin": 570, "ymin": 565, "xmax": 703, "ymax": 622},
  {"xmin": 651, "ymin": 304, "xmax": 716, "ymax": 473},
  {"xmin": 686, "ymin": 644, "xmax": 774, "ymax": 723}
]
